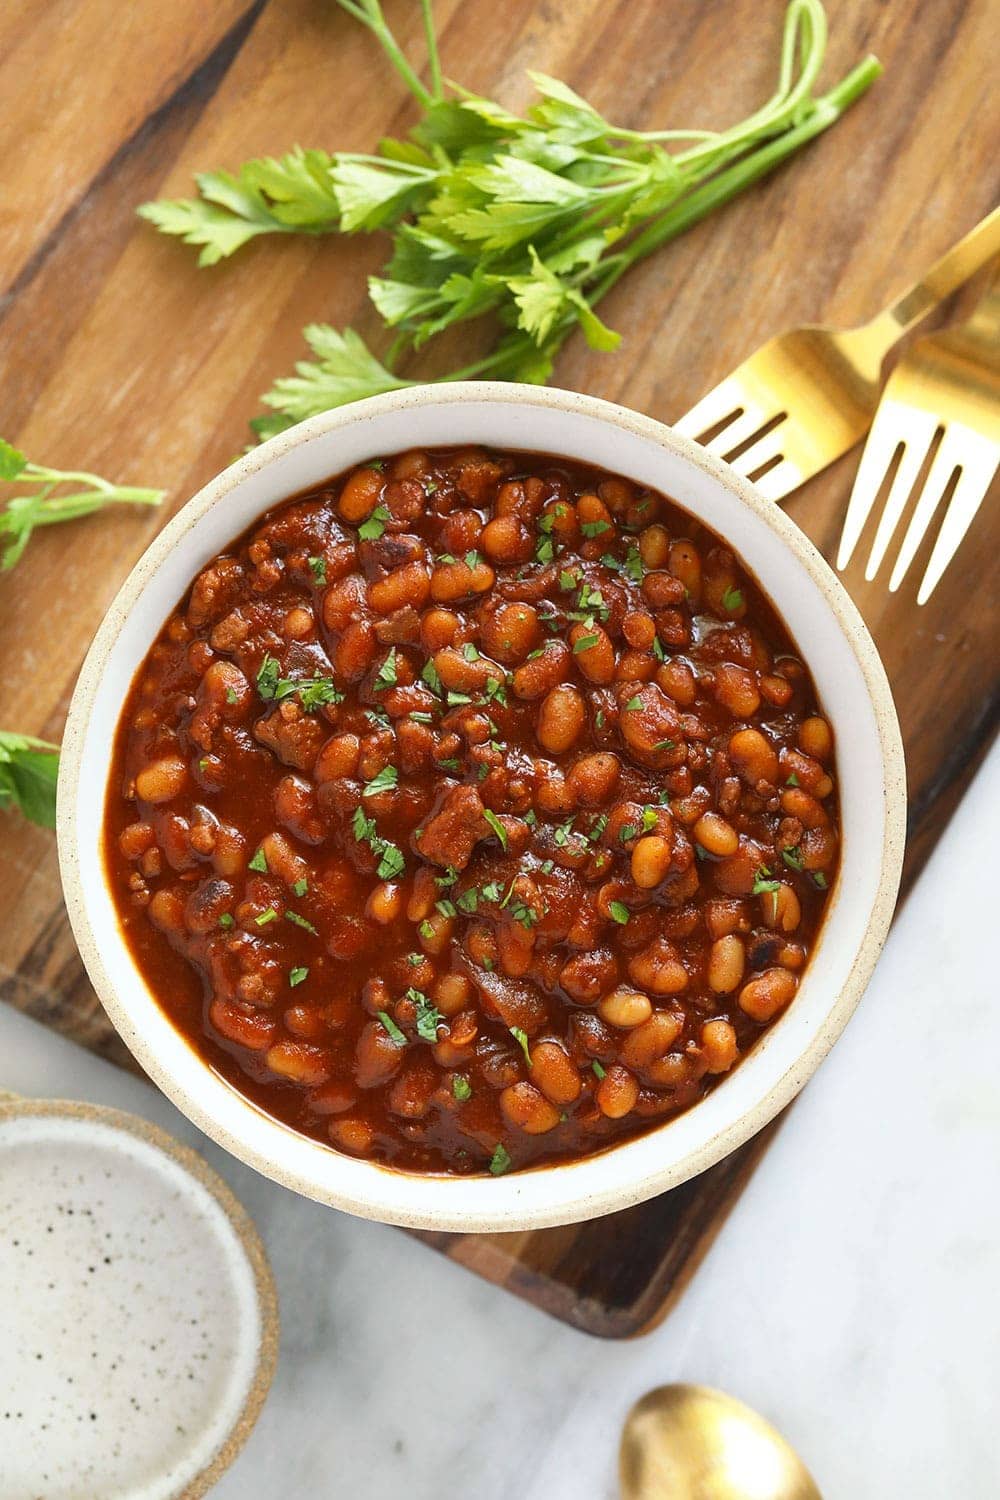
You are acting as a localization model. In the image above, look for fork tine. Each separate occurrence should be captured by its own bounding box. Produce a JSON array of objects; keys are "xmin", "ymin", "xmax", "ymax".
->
[
  {"xmin": 863, "ymin": 413, "xmax": 941, "ymax": 581},
  {"xmin": 745, "ymin": 459, "xmax": 803, "ymax": 503},
  {"xmin": 886, "ymin": 428, "xmax": 999, "ymax": 602},
  {"xmin": 703, "ymin": 406, "xmax": 777, "ymax": 460},
  {"xmin": 916, "ymin": 451, "xmax": 998, "ymax": 604},
  {"xmin": 727, "ymin": 429, "xmax": 785, "ymax": 478},
  {"xmin": 673, "ymin": 379, "xmax": 751, "ymax": 442},
  {"xmin": 837, "ymin": 401, "xmax": 908, "ymax": 571}
]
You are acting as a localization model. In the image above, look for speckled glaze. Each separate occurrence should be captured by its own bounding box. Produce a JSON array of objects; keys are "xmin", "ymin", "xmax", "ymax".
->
[
  {"xmin": 0, "ymin": 1098, "xmax": 277, "ymax": 1500},
  {"xmin": 57, "ymin": 384, "xmax": 907, "ymax": 1233}
]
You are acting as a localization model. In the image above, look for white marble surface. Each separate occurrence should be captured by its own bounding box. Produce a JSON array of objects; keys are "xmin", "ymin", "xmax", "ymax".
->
[{"xmin": 2, "ymin": 746, "xmax": 997, "ymax": 1499}]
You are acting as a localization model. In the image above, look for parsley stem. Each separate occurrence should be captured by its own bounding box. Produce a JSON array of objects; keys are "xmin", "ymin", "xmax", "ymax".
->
[
  {"xmin": 334, "ymin": 0, "xmax": 435, "ymax": 109},
  {"xmin": 420, "ymin": 0, "xmax": 443, "ymax": 100}
]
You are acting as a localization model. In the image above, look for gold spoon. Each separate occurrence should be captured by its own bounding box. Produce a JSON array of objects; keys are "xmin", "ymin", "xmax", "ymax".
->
[{"xmin": 620, "ymin": 1384, "xmax": 822, "ymax": 1500}]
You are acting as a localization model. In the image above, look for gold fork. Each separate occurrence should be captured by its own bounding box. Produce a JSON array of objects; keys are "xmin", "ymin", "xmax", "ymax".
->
[
  {"xmin": 674, "ymin": 207, "xmax": 1000, "ymax": 501},
  {"xmin": 837, "ymin": 272, "xmax": 1000, "ymax": 603}
]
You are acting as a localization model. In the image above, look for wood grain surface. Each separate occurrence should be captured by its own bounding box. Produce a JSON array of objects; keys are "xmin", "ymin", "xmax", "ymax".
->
[{"xmin": 2, "ymin": 0, "xmax": 997, "ymax": 1336}]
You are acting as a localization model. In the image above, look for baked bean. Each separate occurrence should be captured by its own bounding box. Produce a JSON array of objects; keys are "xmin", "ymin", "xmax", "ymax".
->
[
  {"xmin": 567, "ymin": 751, "xmax": 621, "ymax": 807},
  {"xmin": 596, "ymin": 1065, "xmax": 640, "ymax": 1119},
  {"xmin": 627, "ymin": 937, "xmax": 689, "ymax": 994},
  {"xmin": 656, "ymin": 659, "xmax": 697, "ymax": 706},
  {"xmin": 799, "ymin": 716, "xmax": 833, "ymax": 761},
  {"xmin": 760, "ymin": 882, "xmax": 801, "ymax": 932},
  {"xmin": 328, "ymin": 1118, "xmax": 375, "ymax": 1154},
  {"xmin": 339, "ymin": 467, "xmax": 384, "ymax": 522},
  {"xmin": 500, "ymin": 1082, "xmax": 561, "ymax": 1134},
  {"xmin": 738, "ymin": 967, "xmax": 798, "ymax": 1021},
  {"xmin": 266, "ymin": 1041, "xmax": 332, "ymax": 1087},
  {"xmin": 701, "ymin": 1019, "xmax": 739, "ymax": 1073},
  {"xmin": 569, "ymin": 622, "xmax": 616, "ymax": 684},
  {"xmin": 135, "ymin": 756, "xmax": 187, "ymax": 804},
  {"xmin": 638, "ymin": 524, "xmax": 670, "ymax": 570},
  {"xmin": 480, "ymin": 602, "xmax": 540, "ymax": 664},
  {"xmin": 708, "ymin": 934, "xmax": 745, "ymax": 993},
  {"xmin": 531, "ymin": 1041, "xmax": 582, "ymax": 1106},
  {"xmin": 620, "ymin": 1010, "xmax": 683, "ymax": 1068},
  {"xmin": 693, "ymin": 812, "xmax": 739, "ymax": 858},
  {"xmin": 512, "ymin": 640, "xmax": 571, "ymax": 699},
  {"xmin": 537, "ymin": 684, "xmax": 586, "ymax": 754},
  {"xmin": 669, "ymin": 540, "xmax": 702, "ymax": 603},
  {"xmin": 630, "ymin": 835, "xmax": 672, "ymax": 888},
  {"xmin": 713, "ymin": 663, "xmax": 760, "ymax": 717},
  {"xmin": 430, "ymin": 555, "xmax": 495, "ymax": 602},
  {"xmin": 622, "ymin": 611, "xmax": 656, "ymax": 649},
  {"xmin": 598, "ymin": 986, "xmax": 653, "ymax": 1029},
  {"xmin": 366, "ymin": 882, "xmax": 403, "ymax": 925},
  {"xmin": 368, "ymin": 561, "xmax": 431, "ymax": 615},
  {"xmin": 481, "ymin": 514, "xmax": 533, "ymax": 564},
  {"xmin": 728, "ymin": 727, "xmax": 779, "ymax": 786},
  {"xmin": 355, "ymin": 1020, "xmax": 405, "ymax": 1087},
  {"xmin": 210, "ymin": 999, "xmax": 276, "ymax": 1051},
  {"xmin": 431, "ymin": 973, "xmax": 473, "ymax": 1017}
]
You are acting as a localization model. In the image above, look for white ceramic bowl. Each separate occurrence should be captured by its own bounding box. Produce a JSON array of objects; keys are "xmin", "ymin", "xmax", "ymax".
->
[{"xmin": 58, "ymin": 384, "xmax": 906, "ymax": 1233}]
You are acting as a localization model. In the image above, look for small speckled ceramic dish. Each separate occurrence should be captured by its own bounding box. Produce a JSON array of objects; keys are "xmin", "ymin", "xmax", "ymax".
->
[{"xmin": 0, "ymin": 1097, "xmax": 278, "ymax": 1500}]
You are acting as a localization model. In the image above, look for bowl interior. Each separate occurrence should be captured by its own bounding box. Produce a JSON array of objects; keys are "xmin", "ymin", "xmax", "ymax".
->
[{"xmin": 59, "ymin": 384, "xmax": 905, "ymax": 1231}]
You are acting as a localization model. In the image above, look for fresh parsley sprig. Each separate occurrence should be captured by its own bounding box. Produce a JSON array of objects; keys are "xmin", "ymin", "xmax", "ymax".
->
[
  {"xmin": 0, "ymin": 437, "xmax": 164, "ymax": 572},
  {"xmin": 0, "ymin": 730, "xmax": 60, "ymax": 828},
  {"xmin": 138, "ymin": 1, "xmax": 880, "ymax": 440}
]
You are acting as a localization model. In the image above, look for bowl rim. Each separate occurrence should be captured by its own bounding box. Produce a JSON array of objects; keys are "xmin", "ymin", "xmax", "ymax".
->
[
  {"xmin": 0, "ymin": 1094, "xmax": 278, "ymax": 1499},
  {"xmin": 57, "ymin": 381, "xmax": 906, "ymax": 1232}
]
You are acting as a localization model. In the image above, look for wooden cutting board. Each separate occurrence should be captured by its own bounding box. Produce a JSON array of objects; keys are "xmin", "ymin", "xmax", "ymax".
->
[{"xmin": 2, "ymin": 0, "xmax": 997, "ymax": 1337}]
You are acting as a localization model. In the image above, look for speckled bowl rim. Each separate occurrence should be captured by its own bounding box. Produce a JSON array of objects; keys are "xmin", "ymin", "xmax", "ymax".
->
[
  {"xmin": 0, "ymin": 1095, "xmax": 278, "ymax": 1500},
  {"xmin": 57, "ymin": 382, "xmax": 906, "ymax": 1232}
]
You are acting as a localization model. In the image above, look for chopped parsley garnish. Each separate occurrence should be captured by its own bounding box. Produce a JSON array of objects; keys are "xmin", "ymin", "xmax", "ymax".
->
[
  {"xmin": 489, "ymin": 1143, "xmax": 512, "ymax": 1176},
  {"xmin": 351, "ymin": 804, "xmax": 405, "ymax": 881},
  {"xmin": 461, "ymin": 642, "xmax": 481, "ymax": 661},
  {"xmin": 781, "ymin": 846, "xmax": 804, "ymax": 871},
  {"xmin": 285, "ymin": 909, "xmax": 318, "ymax": 934},
  {"xmin": 446, "ymin": 690, "xmax": 473, "ymax": 706},
  {"xmin": 435, "ymin": 866, "xmax": 459, "ymax": 888},
  {"xmin": 535, "ymin": 535, "xmax": 555, "ymax": 564},
  {"xmin": 786, "ymin": 772, "xmax": 800, "ymax": 787},
  {"xmin": 480, "ymin": 881, "xmax": 503, "ymax": 903},
  {"xmin": 307, "ymin": 555, "xmax": 327, "ymax": 585},
  {"xmin": 435, "ymin": 898, "xmax": 457, "ymax": 918},
  {"xmin": 510, "ymin": 1026, "xmax": 532, "ymax": 1067},
  {"xmin": 255, "ymin": 908, "xmax": 278, "ymax": 926},
  {"xmin": 218, "ymin": 913, "xmax": 235, "ymax": 929},
  {"xmin": 457, "ymin": 888, "xmax": 479, "ymax": 913},
  {"xmin": 573, "ymin": 633, "xmax": 600, "ymax": 653},
  {"xmin": 409, "ymin": 710, "xmax": 434, "ymax": 723},
  {"xmin": 652, "ymin": 636, "xmax": 665, "ymax": 662},
  {"xmin": 722, "ymin": 584, "xmax": 744, "ymax": 611},
  {"xmin": 624, "ymin": 544, "xmax": 643, "ymax": 583},
  {"xmin": 608, "ymin": 900, "xmax": 630, "ymax": 924},
  {"xmin": 406, "ymin": 951, "xmax": 423, "ymax": 966},
  {"xmin": 483, "ymin": 676, "xmax": 508, "ymax": 705},
  {"xmin": 464, "ymin": 549, "xmax": 481, "ymax": 570},
  {"xmin": 653, "ymin": 738, "xmax": 675, "ymax": 752},
  {"xmin": 625, "ymin": 695, "xmax": 642, "ymax": 711},
  {"xmin": 438, "ymin": 757, "xmax": 461, "ymax": 772},
  {"xmin": 553, "ymin": 816, "xmax": 575, "ymax": 847},
  {"xmin": 289, "ymin": 966, "xmax": 308, "ymax": 987},
  {"xmin": 254, "ymin": 655, "xmax": 342, "ymax": 711},
  {"xmin": 409, "ymin": 989, "xmax": 444, "ymax": 1042},
  {"xmin": 482, "ymin": 808, "xmax": 508, "ymax": 849},
  {"xmin": 256, "ymin": 654, "xmax": 281, "ymax": 700},
  {"xmin": 580, "ymin": 519, "xmax": 610, "ymax": 537},
  {"xmin": 363, "ymin": 764, "xmax": 398, "ymax": 797},
  {"xmin": 558, "ymin": 569, "xmax": 576, "ymax": 591},
  {"xmin": 452, "ymin": 1075, "xmax": 472, "ymax": 1101},
  {"xmin": 419, "ymin": 918, "xmax": 435, "ymax": 941},
  {"xmin": 595, "ymin": 710, "xmax": 605, "ymax": 729},
  {"xmin": 292, "ymin": 877, "xmax": 309, "ymax": 897},
  {"xmin": 421, "ymin": 659, "xmax": 443, "ymax": 696},
  {"xmin": 592, "ymin": 1060, "xmax": 607, "ymax": 1080},
  {"xmin": 588, "ymin": 813, "xmax": 608, "ymax": 842},
  {"xmin": 299, "ymin": 678, "xmax": 344, "ymax": 711},
  {"xmin": 811, "ymin": 870, "xmax": 828, "ymax": 889},
  {"xmin": 752, "ymin": 867, "xmax": 782, "ymax": 895},
  {"xmin": 373, "ymin": 647, "xmax": 398, "ymax": 692},
  {"xmin": 378, "ymin": 1011, "xmax": 407, "ymax": 1047},
  {"xmin": 225, "ymin": 687, "xmax": 238, "ymax": 705},
  {"xmin": 619, "ymin": 823, "xmax": 637, "ymax": 843},
  {"xmin": 358, "ymin": 502, "xmax": 391, "ymax": 540}
]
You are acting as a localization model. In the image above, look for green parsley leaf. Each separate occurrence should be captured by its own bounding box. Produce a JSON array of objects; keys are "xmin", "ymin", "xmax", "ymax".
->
[
  {"xmin": 457, "ymin": 887, "xmax": 479, "ymax": 913},
  {"xmin": 218, "ymin": 913, "xmax": 235, "ymax": 929},
  {"xmin": 378, "ymin": 1010, "xmax": 408, "ymax": 1047},
  {"xmin": 256, "ymin": 655, "xmax": 281, "ymax": 700},
  {"xmin": 421, "ymin": 659, "xmax": 443, "ymax": 696},
  {"xmin": 285, "ymin": 909, "xmax": 318, "ymax": 934},
  {"xmin": 608, "ymin": 900, "xmax": 630, "ymax": 924},
  {"xmin": 752, "ymin": 867, "xmax": 781, "ymax": 895},
  {"xmin": 591, "ymin": 1060, "xmax": 607, "ymax": 1080},
  {"xmin": 535, "ymin": 535, "xmax": 555, "ymax": 564},
  {"xmin": 289, "ymin": 966, "xmax": 309, "ymax": 987},
  {"xmin": 248, "ymin": 846, "xmax": 268, "ymax": 872},
  {"xmin": 358, "ymin": 502, "xmax": 391, "ymax": 540},
  {"xmin": 573, "ymin": 633, "xmax": 600, "ymax": 653},
  {"xmin": 363, "ymin": 764, "xmax": 399, "ymax": 797},
  {"xmin": 464, "ymin": 549, "xmax": 481, "ymax": 569},
  {"xmin": 811, "ymin": 870, "xmax": 829, "ymax": 890},
  {"xmin": 409, "ymin": 988, "xmax": 444, "ymax": 1042},
  {"xmin": 255, "ymin": 908, "xmax": 278, "ymax": 926},
  {"xmin": 482, "ymin": 808, "xmax": 508, "ymax": 849},
  {"xmin": 722, "ymin": 585, "xmax": 744, "ymax": 611},
  {"xmin": 510, "ymin": 1026, "xmax": 532, "ymax": 1067},
  {"xmin": 489, "ymin": 1143, "xmax": 512, "ymax": 1176},
  {"xmin": 452, "ymin": 1075, "xmax": 472, "ymax": 1101},
  {"xmin": 419, "ymin": 918, "xmax": 435, "ymax": 940},
  {"xmin": 374, "ymin": 647, "xmax": 398, "ymax": 691},
  {"xmin": 786, "ymin": 772, "xmax": 800, "ymax": 787},
  {"xmin": 307, "ymin": 555, "xmax": 327, "ymax": 585},
  {"xmin": 781, "ymin": 846, "xmax": 804, "ymax": 871},
  {"xmin": 580, "ymin": 519, "xmax": 610, "ymax": 537},
  {"xmin": 625, "ymin": 695, "xmax": 642, "ymax": 711},
  {"xmin": 376, "ymin": 842, "xmax": 405, "ymax": 880},
  {"xmin": 0, "ymin": 730, "xmax": 60, "ymax": 827},
  {"xmin": 292, "ymin": 877, "xmax": 309, "ymax": 897}
]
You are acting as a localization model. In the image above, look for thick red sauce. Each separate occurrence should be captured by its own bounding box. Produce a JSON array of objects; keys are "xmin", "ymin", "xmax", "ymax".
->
[{"xmin": 104, "ymin": 446, "xmax": 839, "ymax": 1175}]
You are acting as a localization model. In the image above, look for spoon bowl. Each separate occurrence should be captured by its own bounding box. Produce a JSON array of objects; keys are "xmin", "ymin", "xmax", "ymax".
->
[{"xmin": 620, "ymin": 1384, "xmax": 821, "ymax": 1500}]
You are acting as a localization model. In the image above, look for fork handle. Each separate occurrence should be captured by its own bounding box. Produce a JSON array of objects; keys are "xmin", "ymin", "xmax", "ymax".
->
[{"xmin": 865, "ymin": 205, "xmax": 1000, "ymax": 352}]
